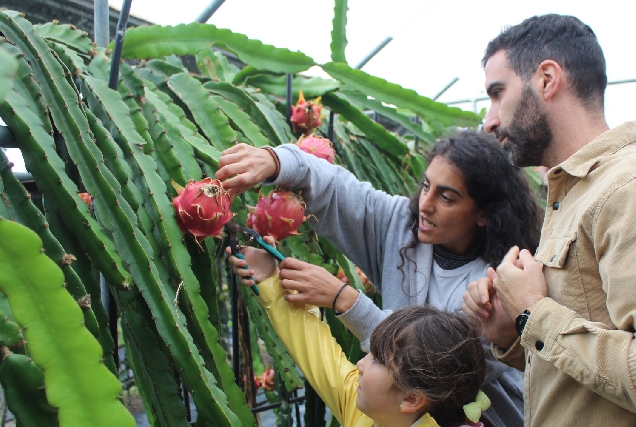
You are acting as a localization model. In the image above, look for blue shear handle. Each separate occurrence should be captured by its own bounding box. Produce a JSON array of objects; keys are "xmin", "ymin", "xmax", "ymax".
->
[
  {"xmin": 255, "ymin": 237, "xmax": 286, "ymax": 262},
  {"xmin": 234, "ymin": 252, "xmax": 259, "ymax": 296}
]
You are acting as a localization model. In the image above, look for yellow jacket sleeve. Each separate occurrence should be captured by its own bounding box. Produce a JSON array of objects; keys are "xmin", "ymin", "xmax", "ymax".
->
[{"xmin": 258, "ymin": 275, "xmax": 363, "ymax": 427}]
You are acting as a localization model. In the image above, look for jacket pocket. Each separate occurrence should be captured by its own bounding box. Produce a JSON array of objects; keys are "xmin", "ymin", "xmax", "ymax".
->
[{"xmin": 535, "ymin": 232, "xmax": 577, "ymax": 268}]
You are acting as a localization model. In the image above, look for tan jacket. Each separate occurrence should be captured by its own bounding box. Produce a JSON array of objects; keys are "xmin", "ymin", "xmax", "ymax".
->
[{"xmin": 494, "ymin": 122, "xmax": 636, "ymax": 426}]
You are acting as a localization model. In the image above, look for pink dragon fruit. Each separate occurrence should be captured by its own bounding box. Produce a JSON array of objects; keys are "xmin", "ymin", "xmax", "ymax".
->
[
  {"xmin": 290, "ymin": 90, "xmax": 322, "ymax": 134},
  {"xmin": 247, "ymin": 190, "xmax": 306, "ymax": 241},
  {"xmin": 172, "ymin": 178, "xmax": 233, "ymax": 241},
  {"xmin": 78, "ymin": 192, "xmax": 92, "ymax": 206},
  {"xmin": 259, "ymin": 368, "xmax": 275, "ymax": 391},
  {"xmin": 296, "ymin": 134, "xmax": 335, "ymax": 164}
]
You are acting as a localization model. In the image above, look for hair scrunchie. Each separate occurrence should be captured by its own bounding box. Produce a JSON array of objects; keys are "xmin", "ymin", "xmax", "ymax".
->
[{"xmin": 463, "ymin": 391, "xmax": 491, "ymax": 423}]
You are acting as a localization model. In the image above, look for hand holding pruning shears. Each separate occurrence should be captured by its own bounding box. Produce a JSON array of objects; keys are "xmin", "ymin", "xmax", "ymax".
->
[
  {"xmin": 225, "ymin": 222, "xmax": 285, "ymax": 296},
  {"xmin": 226, "ymin": 222, "xmax": 359, "ymax": 312}
]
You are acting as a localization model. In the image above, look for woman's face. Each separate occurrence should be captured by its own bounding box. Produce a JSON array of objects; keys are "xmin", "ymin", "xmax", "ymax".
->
[{"xmin": 418, "ymin": 156, "xmax": 486, "ymax": 254}]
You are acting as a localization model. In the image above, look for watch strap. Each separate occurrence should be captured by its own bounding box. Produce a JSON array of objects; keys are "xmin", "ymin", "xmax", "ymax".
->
[{"xmin": 515, "ymin": 309, "xmax": 530, "ymax": 337}]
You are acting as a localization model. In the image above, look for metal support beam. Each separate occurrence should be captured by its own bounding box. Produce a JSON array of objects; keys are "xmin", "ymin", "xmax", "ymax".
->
[
  {"xmin": 194, "ymin": 0, "xmax": 226, "ymax": 23},
  {"xmin": 0, "ymin": 126, "xmax": 17, "ymax": 148},
  {"xmin": 432, "ymin": 77, "xmax": 459, "ymax": 101},
  {"xmin": 286, "ymin": 74, "xmax": 293, "ymax": 127},
  {"xmin": 108, "ymin": 0, "xmax": 133, "ymax": 90},
  {"xmin": 230, "ymin": 269, "xmax": 240, "ymax": 384},
  {"xmin": 354, "ymin": 36, "xmax": 393, "ymax": 70},
  {"xmin": 93, "ymin": 0, "xmax": 110, "ymax": 47}
]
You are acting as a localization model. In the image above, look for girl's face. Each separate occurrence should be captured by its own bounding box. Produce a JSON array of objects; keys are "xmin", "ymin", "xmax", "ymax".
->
[
  {"xmin": 355, "ymin": 353, "xmax": 404, "ymax": 419},
  {"xmin": 417, "ymin": 156, "xmax": 486, "ymax": 254}
]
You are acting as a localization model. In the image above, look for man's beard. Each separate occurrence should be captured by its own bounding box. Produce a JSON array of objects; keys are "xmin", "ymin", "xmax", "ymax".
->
[{"xmin": 497, "ymin": 85, "xmax": 553, "ymax": 167}]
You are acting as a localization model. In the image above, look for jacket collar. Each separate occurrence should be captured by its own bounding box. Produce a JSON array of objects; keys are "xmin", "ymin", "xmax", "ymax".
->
[{"xmin": 556, "ymin": 121, "xmax": 636, "ymax": 178}]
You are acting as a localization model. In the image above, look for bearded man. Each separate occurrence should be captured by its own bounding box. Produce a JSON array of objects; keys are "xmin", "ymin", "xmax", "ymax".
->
[{"xmin": 462, "ymin": 14, "xmax": 636, "ymax": 427}]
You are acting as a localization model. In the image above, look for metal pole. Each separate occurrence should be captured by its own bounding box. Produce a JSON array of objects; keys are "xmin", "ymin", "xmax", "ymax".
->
[
  {"xmin": 93, "ymin": 0, "xmax": 110, "ymax": 48},
  {"xmin": 183, "ymin": 380, "xmax": 192, "ymax": 422},
  {"xmin": 105, "ymin": 0, "xmax": 133, "ymax": 373},
  {"xmin": 432, "ymin": 77, "xmax": 459, "ymax": 101},
  {"xmin": 102, "ymin": 274, "xmax": 119, "ymax": 368},
  {"xmin": 294, "ymin": 390, "xmax": 302, "ymax": 427},
  {"xmin": 251, "ymin": 395, "xmax": 306, "ymax": 414},
  {"xmin": 354, "ymin": 36, "xmax": 393, "ymax": 70},
  {"xmin": 241, "ymin": 299, "xmax": 256, "ymax": 402},
  {"xmin": 109, "ymin": 0, "xmax": 133, "ymax": 90},
  {"xmin": 194, "ymin": 0, "xmax": 226, "ymax": 23},
  {"xmin": 230, "ymin": 270, "xmax": 240, "ymax": 385},
  {"xmin": 286, "ymin": 74, "xmax": 293, "ymax": 128},
  {"xmin": 327, "ymin": 111, "xmax": 334, "ymax": 142},
  {"xmin": 0, "ymin": 126, "xmax": 17, "ymax": 148}
]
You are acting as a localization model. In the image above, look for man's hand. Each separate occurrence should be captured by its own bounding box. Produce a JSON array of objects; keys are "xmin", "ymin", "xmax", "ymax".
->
[
  {"xmin": 279, "ymin": 258, "xmax": 359, "ymax": 312},
  {"xmin": 216, "ymin": 144, "xmax": 277, "ymax": 196},
  {"xmin": 462, "ymin": 269, "xmax": 518, "ymax": 349},
  {"xmin": 493, "ymin": 246, "xmax": 547, "ymax": 319}
]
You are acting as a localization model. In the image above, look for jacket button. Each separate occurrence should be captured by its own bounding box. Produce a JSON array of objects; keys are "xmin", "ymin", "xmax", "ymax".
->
[
  {"xmin": 553, "ymin": 201, "xmax": 560, "ymax": 210},
  {"xmin": 536, "ymin": 340, "xmax": 545, "ymax": 351},
  {"xmin": 550, "ymin": 254, "xmax": 556, "ymax": 262}
]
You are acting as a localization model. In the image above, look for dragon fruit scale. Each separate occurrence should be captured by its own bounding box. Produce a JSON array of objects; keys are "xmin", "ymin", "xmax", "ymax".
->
[
  {"xmin": 290, "ymin": 90, "xmax": 322, "ymax": 134},
  {"xmin": 172, "ymin": 178, "xmax": 233, "ymax": 241},
  {"xmin": 296, "ymin": 134, "xmax": 335, "ymax": 164},
  {"xmin": 247, "ymin": 190, "xmax": 306, "ymax": 241}
]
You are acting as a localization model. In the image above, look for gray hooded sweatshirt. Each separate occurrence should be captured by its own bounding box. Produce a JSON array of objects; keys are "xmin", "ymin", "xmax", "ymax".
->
[{"xmin": 270, "ymin": 144, "xmax": 524, "ymax": 427}]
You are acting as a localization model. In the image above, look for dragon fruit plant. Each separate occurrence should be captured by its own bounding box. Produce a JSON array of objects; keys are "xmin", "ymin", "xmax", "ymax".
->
[{"xmin": 0, "ymin": 4, "xmax": 483, "ymax": 426}]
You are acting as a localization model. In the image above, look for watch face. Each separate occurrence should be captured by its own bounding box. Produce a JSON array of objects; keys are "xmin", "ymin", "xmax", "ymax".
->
[{"xmin": 516, "ymin": 312, "xmax": 530, "ymax": 336}]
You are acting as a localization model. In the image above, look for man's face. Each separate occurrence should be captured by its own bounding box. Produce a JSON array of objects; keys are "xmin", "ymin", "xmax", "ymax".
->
[{"xmin": 484, "ymin": 50, "xmax": 553, "ymax": 167}]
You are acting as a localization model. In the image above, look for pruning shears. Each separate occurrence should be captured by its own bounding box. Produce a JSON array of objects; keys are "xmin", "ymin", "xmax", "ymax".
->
[{"xmin": 225, "ymin": 222, "xmax": 286, "ymax": 296}]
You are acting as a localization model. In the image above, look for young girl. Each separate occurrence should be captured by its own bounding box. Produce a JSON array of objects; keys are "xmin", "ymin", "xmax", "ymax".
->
[
  {"xmin": 219, "ymin": 131, "xmax": 541, "ymax": 426},
  {"xmin": 230, "ymin": 241, "xmax": 490, "ymax": 427}
]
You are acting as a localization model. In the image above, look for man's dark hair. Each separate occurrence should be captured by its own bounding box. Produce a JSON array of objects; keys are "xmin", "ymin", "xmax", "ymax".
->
[{"xmin": 482, "ymin": 14, "xmax": 607, "ymax": 109}]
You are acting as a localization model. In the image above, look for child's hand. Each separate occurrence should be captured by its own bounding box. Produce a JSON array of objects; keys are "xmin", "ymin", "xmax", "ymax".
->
[{"xmin": 225, "ymin": 236, "xmax": 279, "ymax": 286}]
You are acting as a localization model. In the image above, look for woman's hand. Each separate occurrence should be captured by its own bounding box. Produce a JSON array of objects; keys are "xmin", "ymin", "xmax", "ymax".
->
[
  {"xmin": 279, "ymin": 258, "xmax": 359, "ymax": 312},
  {"xmin": 226, "ymin": 236, "xmax": 279, "ymax": 286},
  {"xmin": 215, "ymin": 144, "xmax": 277, "ymax": 196}
]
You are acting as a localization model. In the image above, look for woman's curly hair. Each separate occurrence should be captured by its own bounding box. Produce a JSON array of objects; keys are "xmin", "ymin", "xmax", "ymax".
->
[{"xmin": 399, "ymin": 130, "xmax": 542, "ymax": 274}]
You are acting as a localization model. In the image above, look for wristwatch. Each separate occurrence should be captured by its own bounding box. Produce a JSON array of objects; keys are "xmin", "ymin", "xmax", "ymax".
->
[{"xmin": 515, "ymin": 309, "xmax": 530, "ymax": 336}]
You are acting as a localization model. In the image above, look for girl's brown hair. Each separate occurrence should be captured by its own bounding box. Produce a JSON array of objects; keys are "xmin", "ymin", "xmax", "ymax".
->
[{"xmin": 370, "ymin": 305, "xmax": 486, "ymax": 427}]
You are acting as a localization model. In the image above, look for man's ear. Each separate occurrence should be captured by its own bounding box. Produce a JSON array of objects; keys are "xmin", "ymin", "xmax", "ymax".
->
[
  {"xmin": 536, "ymin": 59, "xmax": 563, "ymax": 101},
  {"xmin": 400, "ymin": 394, "xmax": 428, "ymax": 413}
]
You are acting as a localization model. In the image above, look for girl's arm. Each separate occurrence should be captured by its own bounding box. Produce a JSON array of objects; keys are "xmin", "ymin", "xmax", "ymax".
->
[{"xmin": 257, "ymin": 275, "xmax": 362, "ymax": 427}]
